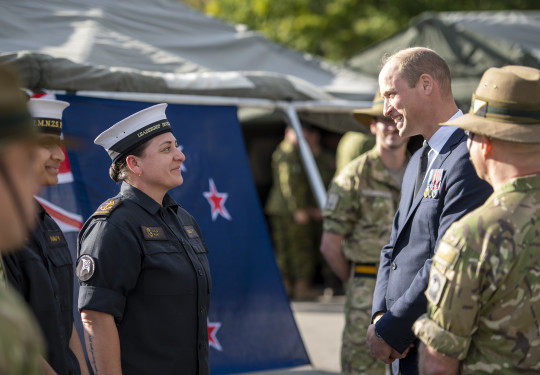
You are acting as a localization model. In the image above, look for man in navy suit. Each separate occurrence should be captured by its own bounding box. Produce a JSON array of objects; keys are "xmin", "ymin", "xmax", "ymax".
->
[{"xmin": 366, "ymin": 47, "xmax": 493, "ymax": 374}]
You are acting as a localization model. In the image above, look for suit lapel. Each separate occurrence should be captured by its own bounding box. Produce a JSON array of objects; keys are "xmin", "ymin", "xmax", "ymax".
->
[{"xmin": 398, "ymin": 129, "xmax": 466, "ymax": 240}]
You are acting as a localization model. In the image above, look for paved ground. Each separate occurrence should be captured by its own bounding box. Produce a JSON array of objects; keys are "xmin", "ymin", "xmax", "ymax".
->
[{"xmin": 234, "ymin": 296, "xmax": 346, "ymax": 375}]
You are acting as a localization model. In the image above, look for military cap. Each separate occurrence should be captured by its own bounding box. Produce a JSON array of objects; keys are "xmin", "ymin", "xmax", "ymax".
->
[
  {"xmin": 441, "ymin": 65, "xmax": 540, "ymax": 143},
  {"xmin": 353, "ymin": 90, "xmax": 385, "ymax": 127},
  {"xmin": 94, "ymin": 103, "xmax": 172, "ymax": 162},
  {"xmin": 28, "ymin": 99, "xmax": 70, "ymax": 136}
]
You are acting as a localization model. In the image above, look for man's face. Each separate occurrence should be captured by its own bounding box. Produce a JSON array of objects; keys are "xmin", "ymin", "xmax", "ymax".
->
[
  {"xmin": 0, "ymin": 140, "xmax": 40, "ymax": 252},
  {"xmin": 379, "ymin": 61, "xmax": 423, "ymax": 138},
  {"xmin": 370, "ymin": 116, "xmax": 408, "ymax": 150},
  {"xmin": 34, "ymin": 134, "xmax": 65, "ymax": 186}
]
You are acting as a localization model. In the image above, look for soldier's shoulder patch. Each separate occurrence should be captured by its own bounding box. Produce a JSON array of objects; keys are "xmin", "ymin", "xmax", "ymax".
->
[
  {"xmin": 92, "ymin": 198, "xmax": 122, "ymax": 217},
  {"xmin": 325, "ymin": 193, "xmax": 339, "ymax": 211},
  {"xmin": 434, "ymin": 241, "xmax": 460, "ymax": 270},
  {"xmin": 76, "ymin": 255, "xmax": 95, "ymax": 282},
  {"xmin": 426, "ymin": 265, "xmax": 447, "ymax": 306}
]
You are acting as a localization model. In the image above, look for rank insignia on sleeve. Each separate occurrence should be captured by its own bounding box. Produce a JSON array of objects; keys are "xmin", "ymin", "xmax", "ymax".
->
[
  {"xmin": 325, "ymin": 193, "xmax": 339, "ymax": 211},
  {"xmin": 184, "ymin": 225, "xmax": 199, "ymax": 239},
  {"xmin": 141, "ymin": 226, "xmax": 168, "ymax": 240},
  {"xmin": 76, "ymin": 255, "xmax": 95, "ymax": 282}
]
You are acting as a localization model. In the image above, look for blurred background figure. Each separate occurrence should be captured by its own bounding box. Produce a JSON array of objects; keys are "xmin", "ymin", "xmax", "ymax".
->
[
  {"xmin": 335, "ymin": 130, "xmax": 375, "ymax": 174},
  {"xmin": 0, "ymin": 63, "xmax": 45, "ymax": 375},
  {"xmin": 321, "ymin": 91, "xmax": 409, "ymax": 375},
  {"xmin": 265, "ymin": 122, "xmax": 335, "ymax": 300},
  {"xmin": 3, "ymin": 98, "xmax": 90, "ymax": 375}
]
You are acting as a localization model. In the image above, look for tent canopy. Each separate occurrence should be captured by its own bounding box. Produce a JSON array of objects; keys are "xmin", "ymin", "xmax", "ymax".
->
[
  {"xmin": 346, "ymin": 11, "xmax": 540, "ymax": 109},
  {"xmin": 0, "ymin": 0, "xmax": 377, "ymax": 100}
]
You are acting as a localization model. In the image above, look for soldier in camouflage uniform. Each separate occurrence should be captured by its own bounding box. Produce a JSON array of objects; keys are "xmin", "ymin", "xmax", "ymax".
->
[
  {"xmin": 335, "ymin": 131, "xmax": 375, "ymax": 173},
  {"xmin": 413, "ymin": 65, "xmax": 540, "ymax": 374},
  {"xmin": 266, "ymin": 123, "xmax": 334, "ymax": 299},
  {"xmin": 0, "ymin": 64, "xmax": 45, "ymax": 375},
  {"xmin": 321, "ymin": 91, "xmax": 409, "ymax": 375}
]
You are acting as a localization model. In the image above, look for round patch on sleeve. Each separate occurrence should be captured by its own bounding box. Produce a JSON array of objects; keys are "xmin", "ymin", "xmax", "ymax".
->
[{"xmin": 76, "ymin": 255, "xmax": 96, "ymax": 281}]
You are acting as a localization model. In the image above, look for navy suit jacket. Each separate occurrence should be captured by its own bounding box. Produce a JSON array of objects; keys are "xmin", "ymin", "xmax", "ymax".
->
[{"xmin": 372, "ymin": 129, "xmax": 493, "ymax": 374}]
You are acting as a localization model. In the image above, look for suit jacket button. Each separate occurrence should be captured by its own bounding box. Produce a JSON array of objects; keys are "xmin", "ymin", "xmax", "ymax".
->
[{"xmin": 391, "ymin": 262, "xmax": 397, "ymax": 270}]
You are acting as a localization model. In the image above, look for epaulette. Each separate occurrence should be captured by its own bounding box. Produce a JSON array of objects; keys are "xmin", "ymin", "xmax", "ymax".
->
[{"xmin": 91, "ymin": 197, "xmax": 123, "ymax": 217}]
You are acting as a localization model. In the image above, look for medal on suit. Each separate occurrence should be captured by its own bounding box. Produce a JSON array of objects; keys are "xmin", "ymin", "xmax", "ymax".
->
[{"xmin": 426, "ymin": 169, "xmax": 444, "ymax": 198}]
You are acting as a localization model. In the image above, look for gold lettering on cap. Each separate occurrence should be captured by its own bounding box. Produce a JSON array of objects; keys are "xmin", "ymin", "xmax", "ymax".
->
[
  {"xmin": 136, "ymin": 121, "xmax": 170, "ymax": 138},
  {"xmin": 35, "ymin": 119, "xmax": 62, "ymax": 128}
]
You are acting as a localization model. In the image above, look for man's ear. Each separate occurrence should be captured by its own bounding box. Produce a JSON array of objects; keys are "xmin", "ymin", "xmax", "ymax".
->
[
  {"xmin": 370, "ymin": 118, "xmax": 377, "ymax": 135},
  {"xmin": 419, "ymin": 74, "xmax": 433, "ymax": 95},
  {"xmin": 481, "ymin": 137, "xmax": 493, "ymax": 158}
]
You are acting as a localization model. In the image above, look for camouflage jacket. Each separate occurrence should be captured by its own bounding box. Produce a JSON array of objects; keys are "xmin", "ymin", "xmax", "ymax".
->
[
  {"xmin": 0, "ymin": 283, "xmax": 44, "ymax": 375},
  {"xmin": 413, "ymin": 173, "xmax": 540, "ymax": 374},
  {"xmin": 322, "ymin": 147, "xmax": 404, "ymax": 263},
  {"xmin": 265, "ymin": 139, "xmax": 310, "ymax": 215}
]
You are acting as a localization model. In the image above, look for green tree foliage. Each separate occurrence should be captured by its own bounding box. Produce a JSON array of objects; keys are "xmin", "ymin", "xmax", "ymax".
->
[{"xmin": 180, "ymin": 0, "xmax": 539, "ymax": 61}]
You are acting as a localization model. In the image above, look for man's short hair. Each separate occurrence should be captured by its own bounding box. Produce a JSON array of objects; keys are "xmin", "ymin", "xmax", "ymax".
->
[{"xmin": 383, "ymin": 47, "xmax": 453, "ymax": 97}]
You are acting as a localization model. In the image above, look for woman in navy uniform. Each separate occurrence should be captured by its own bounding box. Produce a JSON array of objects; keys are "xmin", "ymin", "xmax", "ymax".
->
[
  {"xmin": 77, "ymin": 103, "xmax": 211, "ymax": 375},
  {"xmin": 3, "ymin": 99, "xmax": 89, "ymax": 375}
]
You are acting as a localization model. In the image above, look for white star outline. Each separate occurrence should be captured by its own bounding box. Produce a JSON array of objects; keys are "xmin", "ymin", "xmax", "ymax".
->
[
  {"xmin": 202, "ymin": 178, "xmax": 232, "ymax": 221},
  {"xmin": 207, "ymin": 319, "xmax": 223, "ymax": 351}
]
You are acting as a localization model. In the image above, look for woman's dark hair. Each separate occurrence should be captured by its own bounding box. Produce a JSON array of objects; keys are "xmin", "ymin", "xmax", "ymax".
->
[{"xmin": 109, "ymin": 141, "xmax": 148, "ymax": 182}]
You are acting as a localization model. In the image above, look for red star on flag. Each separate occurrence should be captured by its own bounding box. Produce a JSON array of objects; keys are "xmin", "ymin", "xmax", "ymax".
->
[
  {"xmin": 208, "ymin": 319, "xmax": 222, "ymax": 351},
  {"xmin": 203, "ymin": 178, "xmax": 232, "ymax": 221}
]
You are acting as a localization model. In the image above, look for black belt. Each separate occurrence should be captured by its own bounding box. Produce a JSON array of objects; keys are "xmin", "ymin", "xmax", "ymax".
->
[{"xmin": 353, "ymin": 263, "xmax": 377, "ymax": 278}]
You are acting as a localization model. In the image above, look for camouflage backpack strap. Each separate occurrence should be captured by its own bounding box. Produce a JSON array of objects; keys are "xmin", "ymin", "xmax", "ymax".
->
[{"xmin": 91, "ymin": 197, "xmax": 123, "ymax": 218}]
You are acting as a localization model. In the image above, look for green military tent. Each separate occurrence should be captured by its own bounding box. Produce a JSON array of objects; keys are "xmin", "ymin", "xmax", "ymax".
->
[{"xmin": 346, "ymin": 10, "xmax": 540, "ymax": 109}]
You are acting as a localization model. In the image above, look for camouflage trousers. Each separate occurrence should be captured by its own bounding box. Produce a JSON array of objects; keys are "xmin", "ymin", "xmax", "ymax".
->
[
  {"xmin": 341, "ymin": 275, "xmax": 386, "ymax": 375},
  {"xmin": 269, "ymin": 215, "xmax": 318, "ymax": 281}
]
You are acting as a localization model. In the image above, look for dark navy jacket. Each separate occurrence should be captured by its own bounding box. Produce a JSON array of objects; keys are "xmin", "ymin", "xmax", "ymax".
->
[
  {"xmin": 372, "ymin": 129, "xmax": 492, "ymax": 374},
  {"xmin": 4, "ymin": 202, "xmax": 80, "ymax": 375},
  {"xmin": 78, "ymin": 183, "xmax": 211, "ymax": 375}
]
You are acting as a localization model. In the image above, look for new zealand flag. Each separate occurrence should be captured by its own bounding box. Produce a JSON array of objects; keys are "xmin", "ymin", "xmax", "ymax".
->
[{"xmin": 38, "ymin": 94, "xmax": 310, "ymax": 374}]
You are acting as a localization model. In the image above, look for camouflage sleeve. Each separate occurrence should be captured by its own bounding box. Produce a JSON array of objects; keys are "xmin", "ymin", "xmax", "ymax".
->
[
  {"xmin": 0, "ymin": 286, "xmax": 44, "ymax": 375},
  {"xmin": 413, "ymin": 227, "xmax": 480, "ymax": 360},
  {"xmin": 322, "ymin": 168, "xmax": 359, "ymax": 236}
]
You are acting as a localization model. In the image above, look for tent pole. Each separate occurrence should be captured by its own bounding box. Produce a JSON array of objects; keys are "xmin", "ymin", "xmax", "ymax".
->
[{"xmin": 283, "ymin": 105, "xmax": 327, "ymax": 211}]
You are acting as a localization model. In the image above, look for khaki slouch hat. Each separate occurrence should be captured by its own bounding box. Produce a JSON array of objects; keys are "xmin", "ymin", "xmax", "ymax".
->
[{"xmin": 441, "ymin": 65, "xmax": 540, "ymax": 143}]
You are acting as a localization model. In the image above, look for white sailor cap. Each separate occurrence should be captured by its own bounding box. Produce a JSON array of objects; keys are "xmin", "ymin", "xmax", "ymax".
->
[
  {"xmin": 94, "ymin": 103, "xmax": 172, "ymax": 162},
  {"xmin": 28, "ymin": 99, "xmax": 70, "ymax": 136}
]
